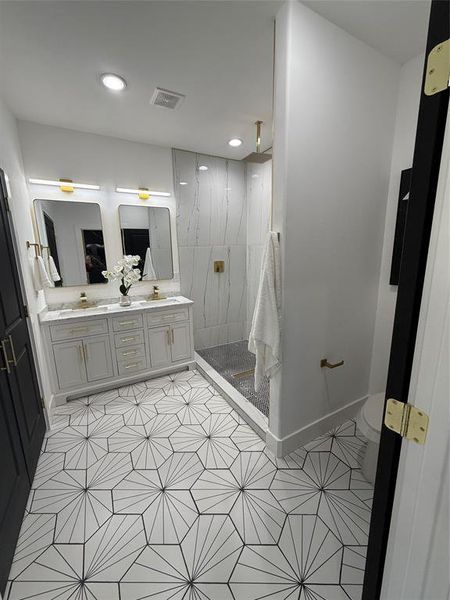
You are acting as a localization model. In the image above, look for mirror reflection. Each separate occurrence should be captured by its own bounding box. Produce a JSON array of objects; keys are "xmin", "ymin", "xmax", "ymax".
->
[
  {"xmin": 119, "ymin": 205, "xmax": 173, "ymax": 281},
  {"xmin": 34, "ymin": 199, "xmax": 106, "ymax": 286}
]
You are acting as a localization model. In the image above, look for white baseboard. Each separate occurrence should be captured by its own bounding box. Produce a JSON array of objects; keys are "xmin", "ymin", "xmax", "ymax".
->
[{"xmin": 266, "ymin": 394, "xmax": 368, "ymax": 457}]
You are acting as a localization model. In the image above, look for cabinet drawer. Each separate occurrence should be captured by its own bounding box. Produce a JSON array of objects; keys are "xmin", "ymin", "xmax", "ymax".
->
[
  {"xmin": 50, "ymin": 318, "xmax": 108, "ymax": 342},
  {"xmin": 114, "ymin": 330, "xmax": 145, "ymax": 348},
  {"xmin": 115, "ymin": 344, "xmax": 146, "ymax": 362},
  {"xmin": 146, "ymin": 308, "xmax": 189, "ymax": 328},
  {"xmin": 117, "ymin": 356, "xmax": 147, "ymax": 376},
  {"xmin": 112, "ymin": 313, "xmax": 143, "ymax": 332}
]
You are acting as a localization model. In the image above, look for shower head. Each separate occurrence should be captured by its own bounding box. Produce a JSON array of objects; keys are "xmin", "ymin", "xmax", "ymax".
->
[{"xmin": 243, "ymin": 120, "xmax": 272, "ymax": 163}]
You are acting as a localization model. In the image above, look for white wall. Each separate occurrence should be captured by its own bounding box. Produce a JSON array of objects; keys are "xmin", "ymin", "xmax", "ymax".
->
[
  {"xmin": 270, "ymin": 2, "xmax": 400, "ymax": 452},
  {"xmin": 0, "ymin": 100, "xmax": 52, "ymax": 409},
  {"xmin": 369, "ymin": 54, "xmax": 424, "ymax": 394},
  {"xmin": 17, "ymin": 120, "xmax": 179, "ymax": 304}
]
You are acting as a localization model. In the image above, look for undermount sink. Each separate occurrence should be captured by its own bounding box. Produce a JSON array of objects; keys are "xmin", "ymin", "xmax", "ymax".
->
[
  {"xmin": 57, "ymin": 306, "xmax": 109, "ymax": 318},
  {"xmin": 136, "ymin": 296, "xmax": 180, "ymax": 307}
]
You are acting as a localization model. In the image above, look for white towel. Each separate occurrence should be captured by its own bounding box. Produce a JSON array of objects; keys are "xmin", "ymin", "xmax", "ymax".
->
[
  {"xmin": 36, "ymin": 256, "xmax": 53, "ymax": 289},
  {"xmin": 248, "ymin": 231, "xmax": 281, "ymax": 391},
  {"xmin": 31, "ymin": 258, "xmax": 43, "ymax": 292},
  {"xmin": 48, "ymin": 255, "xmax": 61, "ymax": 282},
  {"xmin": 142, "ymin": 247, "xmax": 157, "ymax": 280}
]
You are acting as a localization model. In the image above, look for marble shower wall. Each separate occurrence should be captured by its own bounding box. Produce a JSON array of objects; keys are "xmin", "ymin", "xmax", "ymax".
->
[
  {"xmin": 246, "ymin": 160, "xmax": 272, "ymax": 334},
  {"xmin": 173, "ymin": 149, "xmax": 247, "ymax": 349}
]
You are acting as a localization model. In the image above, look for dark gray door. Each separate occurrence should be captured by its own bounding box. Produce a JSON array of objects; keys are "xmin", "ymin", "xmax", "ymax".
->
[{"xmin": 0, "ymin": 169, "xmax": 46, "ymax": 593}]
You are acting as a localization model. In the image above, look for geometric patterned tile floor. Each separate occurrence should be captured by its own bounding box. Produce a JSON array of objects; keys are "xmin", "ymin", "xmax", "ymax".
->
[{"xmin": 5, "ymin": 369, "xmax": 373, "ymax": 600}]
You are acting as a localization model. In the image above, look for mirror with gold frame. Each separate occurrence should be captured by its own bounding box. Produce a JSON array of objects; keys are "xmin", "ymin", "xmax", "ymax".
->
[
  {"xmin": 118, "ymin": 205, "xmax": 174, "ymax": 281},
  {"xmin": 34, "ymin": 199, "xmax": 106, "ymax": 287}
]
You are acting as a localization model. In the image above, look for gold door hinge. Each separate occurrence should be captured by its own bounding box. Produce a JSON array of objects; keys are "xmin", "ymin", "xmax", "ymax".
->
[
  {"xmin": 424, "ymin": 39, "xmax": 450, "ymax": 96},
  {"xmin": 384, "ymin": 399, "xmax": 429, "ymax": 444}
]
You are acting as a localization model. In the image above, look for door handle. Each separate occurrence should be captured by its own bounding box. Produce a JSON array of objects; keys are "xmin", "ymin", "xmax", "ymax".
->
[
  {"xmin": 166, "ymin": 330, "xmax": 171, "ymax": 346},
  {"xmin": 7, "ymin": 336, "xmax": 17, "ymax": 367},
  {"xmin": 78, "ymin": 344, "xmax": 84, "ymax": 363},
  {"xmin": 0, "ymin": 340, "xmax": 11, "ymax": 373},
  {"xmin": 171, "ymin": 329, "xmax": 175, "ymax": 344},
  {"xmin": 83, "ymin": 343, "xmax": 89, "ymax": 362}
]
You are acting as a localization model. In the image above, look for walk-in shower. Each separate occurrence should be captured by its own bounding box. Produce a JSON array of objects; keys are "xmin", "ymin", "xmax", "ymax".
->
[{"xmin": 174, "ymin": 148, "xmax": 272, "ymax": 425}]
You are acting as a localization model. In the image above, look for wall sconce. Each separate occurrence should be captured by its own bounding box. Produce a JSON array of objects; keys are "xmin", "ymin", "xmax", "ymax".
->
[
  {"xmin": 29, "ymin": 178, "xmax": 100, "ymax": 192},
  {"xmin": 116, "ymin": 186, "xmax": 171, "ymax": 200}
]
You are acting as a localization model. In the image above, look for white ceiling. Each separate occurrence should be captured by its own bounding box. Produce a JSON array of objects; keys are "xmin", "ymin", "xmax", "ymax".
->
[{"xmin": 0, "ymin": 1, "xmax": 430, "ymax": 159}]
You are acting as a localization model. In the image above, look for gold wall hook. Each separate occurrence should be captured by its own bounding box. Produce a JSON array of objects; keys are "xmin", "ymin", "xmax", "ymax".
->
[
  {"xmin": 320, "ymin": 358, "xmax": 344, "ymax": 369},
  {"xmin": 26, "ymin": 241, "xmax": 41, "ymax": 257}
]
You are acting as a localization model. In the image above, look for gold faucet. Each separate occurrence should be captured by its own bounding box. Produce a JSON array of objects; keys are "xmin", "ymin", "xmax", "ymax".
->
[
  {"xmin": 77, "ymin": 292, "xmax": 92, "ymax": 308},
  {"xmin": 150, "ymin": 285, "xmax": 165, "ymax": 301}
]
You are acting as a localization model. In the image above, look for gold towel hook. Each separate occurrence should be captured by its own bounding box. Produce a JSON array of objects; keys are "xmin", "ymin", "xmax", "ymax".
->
[
  {"xmin": 320, "ymin": 358, "xmax": 344, "ymax": 369},
  {"xmin": 26, "ymin": 241, "xmax": 41, "ymax": 258}
]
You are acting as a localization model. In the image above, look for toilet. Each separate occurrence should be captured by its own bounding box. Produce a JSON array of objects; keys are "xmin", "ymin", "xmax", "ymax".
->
[{"xmin": 356, "ymin": 392, "xmax": 386, "ymax": 484}]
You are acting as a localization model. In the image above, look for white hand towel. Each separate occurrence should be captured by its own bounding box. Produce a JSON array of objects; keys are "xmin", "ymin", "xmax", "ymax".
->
[
  {"xmin": 31, "ymin": 258, "xmax": 43, "ymax": 292},
  {"xmin": 48, "ymin": 255, "xmax": 61, "ymax": 282},
  {"xmin": 37, "ymin": 256, "xmax": 53, "ymax": 289},
  {"xmin": 142, "ymin": 247, "xmax": 157, "ymax": 281},
  {"xmin": 248, "ymin": 231, "xmax": 281, "ymax": 391}
]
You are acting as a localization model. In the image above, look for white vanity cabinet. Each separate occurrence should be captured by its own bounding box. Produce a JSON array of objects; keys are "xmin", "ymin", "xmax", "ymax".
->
[
  {"xmin": 147, "ymin": 322, "xmax": 191, "ymax": 367},
  {"xmin": 41, "ymin": 297, "xmax": 194, "ymax": 405}
]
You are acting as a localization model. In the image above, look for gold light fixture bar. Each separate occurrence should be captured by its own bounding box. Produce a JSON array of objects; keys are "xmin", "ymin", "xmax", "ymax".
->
[
  {"xmin": 116, "ymin": 186, "xmax": 171, "ymax": 198},
  {"xmin": 29, "ymin": 178, "xmax": 100, "ymax": 192}
]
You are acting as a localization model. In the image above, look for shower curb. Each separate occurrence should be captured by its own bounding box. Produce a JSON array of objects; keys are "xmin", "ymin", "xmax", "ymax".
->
[{"xmin": 195, "ymin": 352, "xmax": 268, "ymax": 440}]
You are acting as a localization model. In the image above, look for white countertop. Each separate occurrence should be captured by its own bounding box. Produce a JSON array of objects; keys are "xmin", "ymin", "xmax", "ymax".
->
[{"xmin": 40, "ymin": 296, "xmax": 193, "ymax": 323}]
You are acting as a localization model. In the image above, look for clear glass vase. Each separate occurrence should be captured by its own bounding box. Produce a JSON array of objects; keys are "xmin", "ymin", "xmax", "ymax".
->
[{"xmin": 119, "ymin": 294, "xmax": 131, "ymax": 307}]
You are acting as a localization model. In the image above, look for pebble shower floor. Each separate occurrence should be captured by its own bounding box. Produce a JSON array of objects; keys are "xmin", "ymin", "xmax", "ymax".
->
[{"xmin": 5, "ymin": 369, "xmax": 373, "ymax": 600}]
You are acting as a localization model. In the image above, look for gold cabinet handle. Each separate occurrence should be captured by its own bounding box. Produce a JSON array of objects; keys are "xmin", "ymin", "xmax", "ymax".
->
[
  {"xmin": 83, "ymin": 343, "xmax": 89, "ymax": 361},
  {"xmin": 171, "ymin": 329, "xmax": 175, "ymax": 344},
  {"xmin": 7, "ymin": 336, "xmax": 17, "ymax": 366},
  {"xmin": 121, "ymin": 336, "xmax": 136, "ymax": 342},
  {"xmin": 78, "ymin": 344, "xmax": 84, "ymax": 363},
  {"xmin": 69, "ymin": 327, "xmax": 89, "ymax": 334},
  {"xmin": 1, "ymin": 340, "xmax": 11, "ymax": 373},
  {"xmin": 166, "ymin": 330, "xmax": 171, "ymax": 346},
  {"xmin": 320, "ymin": 358, "xmax": 344, "ymax": 369},
  {"xmin": 122, "ymin": 349, "xmax": 138, "ymax": 357},
  {"xmin": 119, "ymin": 320, "xmax": 136, "ymax": 326},
  {"xmin": 124, "ymin": 362, "xmax": 140, "ymax": 369}
]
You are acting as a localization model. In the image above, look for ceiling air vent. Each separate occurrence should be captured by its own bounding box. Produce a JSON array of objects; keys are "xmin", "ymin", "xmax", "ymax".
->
[{"xmin": 150, "ymin": 87, "xmax": 185, "ymax": 110}]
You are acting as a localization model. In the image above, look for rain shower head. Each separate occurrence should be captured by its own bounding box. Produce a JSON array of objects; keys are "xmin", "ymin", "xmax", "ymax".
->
[{"xmin": 243, "ymin": 120, "xmax": 272, "ymax": 163}]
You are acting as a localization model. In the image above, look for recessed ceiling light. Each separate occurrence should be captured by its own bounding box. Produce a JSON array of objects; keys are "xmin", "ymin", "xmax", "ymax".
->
[
  {"xmin": 101, "ymin": 73, "xmax": 127, "ymax": 91},
  {"xmin": 179, "ymin": 181, "xmax": 188, "ymax": 186},
  {"xmin": 198, "ymin": 165, "xmax": 208, "ymax": 171},
  {"xmin": 228, "ymin": 138, "xmax": 243, "ymax": 147}
]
